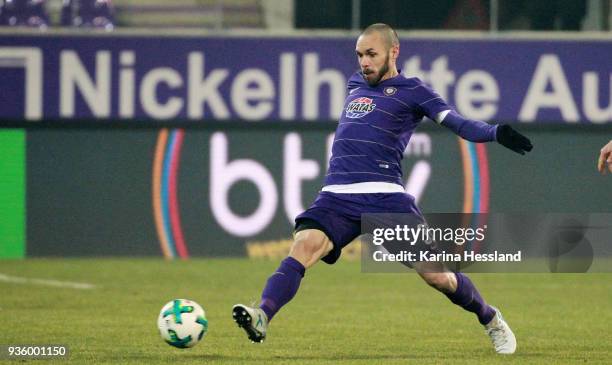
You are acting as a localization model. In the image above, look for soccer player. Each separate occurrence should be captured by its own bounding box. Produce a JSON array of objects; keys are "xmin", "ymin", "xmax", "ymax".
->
[
  {"xmin": 598, "ymin": 140, "xmax": 612, "ymax": 174},
  {"xmin": 233, "ymin": 23, "xmax": 532, "ymax": 354}
]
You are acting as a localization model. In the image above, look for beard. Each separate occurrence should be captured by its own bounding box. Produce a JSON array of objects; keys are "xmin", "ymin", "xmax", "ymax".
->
[{"xmin": 363, "ymin": 54, "xmax": 390, "ymax": 86}]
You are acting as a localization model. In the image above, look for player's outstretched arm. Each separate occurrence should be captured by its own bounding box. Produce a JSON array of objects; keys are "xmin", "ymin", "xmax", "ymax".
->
[
  {"xmin": 439, "ymin": 110, "xmax": 533, "ymax": 155},
  {"xmin": 598, "ymin": 140, "xmax": 612, "ymax": 174},
  {"xmin": 438, "ymin": 110, "xmax": 497, "ymax": 143}
]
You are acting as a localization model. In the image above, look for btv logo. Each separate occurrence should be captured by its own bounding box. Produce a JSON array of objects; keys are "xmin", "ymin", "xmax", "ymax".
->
[
  {"xmin": 208, "ymin": 131, "xmax": 433, "ymax": 237},
  {"xmin": 0, "ymin": 47, "xmax": 42, "ymax": 120},
  {"xmin": 210, "ymin": 132, "xmax": 320, "ymax": 236}
]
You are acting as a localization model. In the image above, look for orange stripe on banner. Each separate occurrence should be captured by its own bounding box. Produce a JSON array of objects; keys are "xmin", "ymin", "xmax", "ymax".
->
[
  {"xmin": 459, "ymin": 139, "xmax": 474, "ymax": 213},
  {"xmin": 153, "ymin": 129, "xmax": 172, "ymax": 259}
]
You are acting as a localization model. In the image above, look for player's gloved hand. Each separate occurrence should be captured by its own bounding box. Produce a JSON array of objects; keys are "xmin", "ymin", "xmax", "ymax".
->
[{"xmin": 496, "ymin": 124, "xmax": 533, "ymax": 155}]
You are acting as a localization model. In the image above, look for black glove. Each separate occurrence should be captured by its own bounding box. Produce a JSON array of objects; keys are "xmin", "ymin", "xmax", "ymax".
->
[{"xmin": 496, "ymin": 124, "xmax": 533, "ymax": 155}]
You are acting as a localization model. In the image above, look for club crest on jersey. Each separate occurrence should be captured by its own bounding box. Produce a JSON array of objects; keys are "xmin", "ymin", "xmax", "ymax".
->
[
  {"xmin": 383, "ymin": 87, "xmax": 397, "ymax": 96},
  {"xmin": 346, "ymin": 97, "xmax": 376, "ymax": 118}
]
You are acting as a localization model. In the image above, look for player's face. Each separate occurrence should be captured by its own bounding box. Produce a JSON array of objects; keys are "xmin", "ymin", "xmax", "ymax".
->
[{"xmin": 356, "ymin": 33, "xmax": 393, "ymax": 86}]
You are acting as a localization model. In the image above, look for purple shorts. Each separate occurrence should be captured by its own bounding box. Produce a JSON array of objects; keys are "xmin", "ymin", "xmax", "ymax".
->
[{"xmin": 295, "ymin": 191, "xmax": 423, "ymax": 264}]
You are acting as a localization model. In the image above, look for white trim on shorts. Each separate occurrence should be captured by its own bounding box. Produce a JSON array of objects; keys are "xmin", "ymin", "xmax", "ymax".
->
[{"xmin": 321, "ymin": 182, "xmax": 406, "ymax": 194}]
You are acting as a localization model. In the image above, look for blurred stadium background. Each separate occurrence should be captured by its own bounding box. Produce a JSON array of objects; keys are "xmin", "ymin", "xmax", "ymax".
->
[{"xmin": 0, "ymin": 1, "xmax": 611, "ymax": 364}]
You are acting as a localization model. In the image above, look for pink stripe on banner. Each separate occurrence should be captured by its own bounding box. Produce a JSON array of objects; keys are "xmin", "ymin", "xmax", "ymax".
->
[
  {"xmin": 168, "ymin": 129, "xmax": 189, "ymax": 259},
  {"xmin": 475, "ymin": 143, "xmax": 490, "ymax": 213}
]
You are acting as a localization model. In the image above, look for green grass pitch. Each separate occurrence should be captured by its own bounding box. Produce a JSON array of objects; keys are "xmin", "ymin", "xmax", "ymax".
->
[{"xmin": 0, "ymin": 258, "xmax": 610, "ymax": 364}]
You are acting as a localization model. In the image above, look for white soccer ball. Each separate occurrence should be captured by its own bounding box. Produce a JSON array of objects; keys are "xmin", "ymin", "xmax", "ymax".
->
[{"xmin": 157, "ymin": 299, "xmax": 208, "ymax": 348}]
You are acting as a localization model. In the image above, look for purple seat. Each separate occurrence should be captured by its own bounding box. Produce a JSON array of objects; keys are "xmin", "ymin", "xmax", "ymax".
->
[
  {"xmin": 0, "ymin": 0, "xmax": 49, "ymax": 28},
  {"xmin": 61, "ymin": 0, "xmax": 114, "ymax": 30}
]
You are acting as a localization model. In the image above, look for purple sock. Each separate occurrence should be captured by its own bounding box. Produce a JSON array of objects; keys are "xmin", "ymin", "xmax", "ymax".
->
[
  {"xmin": 445, "ymin": 273, "xmax": 496, "ymax": 325},
  {"xmin": 259, "ymin": 256, "xmax": 305, "ymax": 322}
]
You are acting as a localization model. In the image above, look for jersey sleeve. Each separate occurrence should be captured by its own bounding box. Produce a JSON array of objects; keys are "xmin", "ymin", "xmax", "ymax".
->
[{"xmin": 411, "ymin": 80, "xmax": 451, "ymax": 120}]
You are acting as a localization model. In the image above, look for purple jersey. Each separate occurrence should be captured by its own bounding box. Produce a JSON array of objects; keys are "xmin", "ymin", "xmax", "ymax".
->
[{"xmin": 324, "ymin": 72, "xmax": 450, "ymax": 186}]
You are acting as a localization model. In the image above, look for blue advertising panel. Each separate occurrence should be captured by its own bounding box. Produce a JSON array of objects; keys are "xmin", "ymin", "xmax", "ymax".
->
[{"xmin": 0, "ymin": 34, "xmax": 611, "ymax": 123}]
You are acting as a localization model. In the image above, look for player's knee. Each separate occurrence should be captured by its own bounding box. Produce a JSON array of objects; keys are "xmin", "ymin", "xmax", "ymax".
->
[
  {"xmin": 289, "ymin": 230, "xmax": 332, "ymax": 268},
  {"xmin": 422, "ymin": 272, "xmax": 452, "ymax": 292},
  {"xmin": 292, "ymin": 235, "xmax": 326, "ymax": 258}
]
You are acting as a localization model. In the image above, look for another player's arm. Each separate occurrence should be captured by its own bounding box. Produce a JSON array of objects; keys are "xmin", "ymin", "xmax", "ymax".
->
[
  {"xmin": 435, "ymin": 110, "xmax": 533, "ymax": 155},
  {"xmin": 598, "ymin": 140, "xmax": 612, "ymax": 174}
]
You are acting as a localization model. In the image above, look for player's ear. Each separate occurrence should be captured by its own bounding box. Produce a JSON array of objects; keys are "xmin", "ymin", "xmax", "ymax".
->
[{"xmin": 390, "ymin": 45, "xmax": 399, "ymax": 61}]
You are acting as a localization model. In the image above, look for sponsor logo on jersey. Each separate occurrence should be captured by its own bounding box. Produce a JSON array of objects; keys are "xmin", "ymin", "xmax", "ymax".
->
[{"xmin": 346, "ymin": 97, "xmax": 376, "ymax": 118}]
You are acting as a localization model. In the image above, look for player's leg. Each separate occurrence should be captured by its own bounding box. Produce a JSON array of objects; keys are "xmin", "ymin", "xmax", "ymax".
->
[
  {"xmin": 232, "ymin": 228, "xmax": 333, "ymax": 343},
  {"xmin": 259, "ymin": 228, "xmax": 333, "ymax": 319},
  {"xmin": 414, "ymin": 262, "xmax": 516, "ymax": 354},
  {"xmin": 233, "ymin": 192, "xmax": 361, "ymax": 342},
  {"xmin": 415, "ymin": 265, "xmax": 495, "ymax": 324}
]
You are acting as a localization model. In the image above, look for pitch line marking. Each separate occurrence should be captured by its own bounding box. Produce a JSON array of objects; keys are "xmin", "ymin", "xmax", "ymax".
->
[{"xmin": 0, "ymin": 273, "xmax": 96, "ymax": 290}]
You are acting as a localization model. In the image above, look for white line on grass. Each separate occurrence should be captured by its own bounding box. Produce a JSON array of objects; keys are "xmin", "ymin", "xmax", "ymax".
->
[{"xmin": 0, "ymin": 273, "xmax": 96, "ymax": 290}]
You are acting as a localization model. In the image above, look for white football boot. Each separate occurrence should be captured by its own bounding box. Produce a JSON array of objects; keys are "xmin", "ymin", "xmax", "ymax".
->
[
  {"xmin": 485, "ymin": 306, "xmax": 517, "ymax": 354},
  {"xmin": 232, "ymin": 304, "xmax": 268, "ymax": 343}
]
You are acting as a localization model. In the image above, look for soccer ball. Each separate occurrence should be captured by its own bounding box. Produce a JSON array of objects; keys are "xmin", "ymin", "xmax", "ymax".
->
[{"xmin": 157, "ymin": 299, "xmax": 208, "ymax": 348}]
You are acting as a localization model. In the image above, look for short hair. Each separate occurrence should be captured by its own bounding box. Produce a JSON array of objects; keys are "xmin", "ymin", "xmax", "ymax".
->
[{"xmin": 361, "ymin": 23, "xmax": 399, "ymax": 49}]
